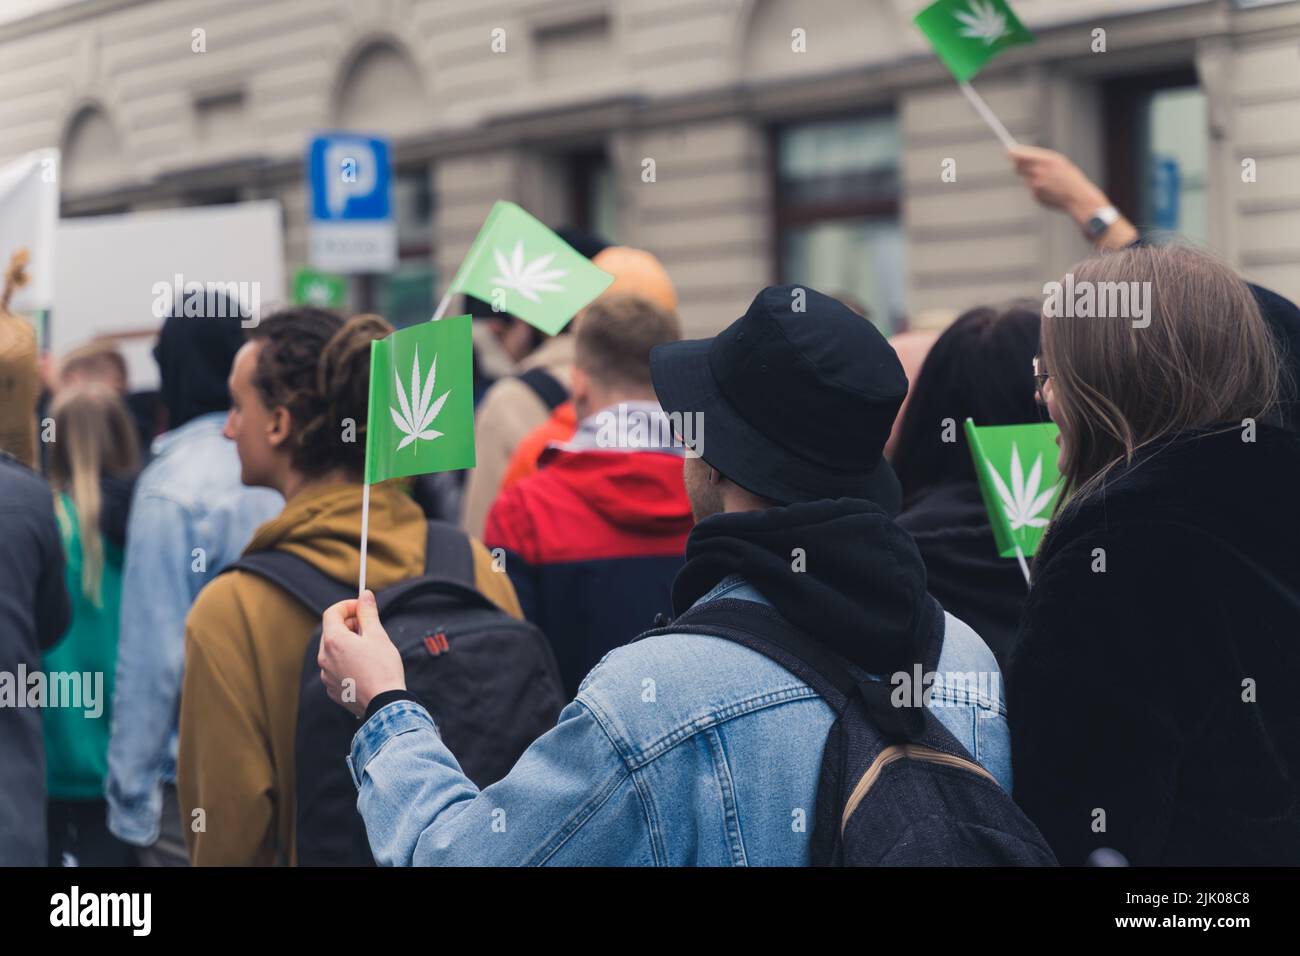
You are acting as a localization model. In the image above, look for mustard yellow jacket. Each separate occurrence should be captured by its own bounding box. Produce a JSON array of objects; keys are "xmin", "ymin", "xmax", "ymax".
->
[{"xmin": 178, "ymin": 481, "xmax": 521, "ymax": 866}]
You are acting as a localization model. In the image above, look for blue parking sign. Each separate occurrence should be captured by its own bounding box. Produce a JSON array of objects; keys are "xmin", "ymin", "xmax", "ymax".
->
[{"xmin": 307, "ymin": 132, "xmax": 397, "ymax": 273}]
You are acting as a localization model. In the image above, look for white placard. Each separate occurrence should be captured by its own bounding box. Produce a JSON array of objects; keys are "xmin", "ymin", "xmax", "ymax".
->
[{"xmin": 51, "ymin": 200, "xmax": 285, "ymax": 389}]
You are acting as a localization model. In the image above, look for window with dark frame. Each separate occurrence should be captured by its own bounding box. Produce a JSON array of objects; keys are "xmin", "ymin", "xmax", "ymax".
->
[
  {"xmin": 565, "ymin": 147, "xmax": 619, "ymax": 243},
  {"xmin": 771, "ymin": 112, "xmax": 907, "ymax": 333},
  {"xmin": 1102, "ymin": 68, "xmax": 1208, "ymax": 246}
]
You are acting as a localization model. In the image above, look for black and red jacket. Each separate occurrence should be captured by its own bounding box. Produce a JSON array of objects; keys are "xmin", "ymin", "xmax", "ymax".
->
[{"xmin": 485, "ymin": 421, "xmax": 693, "ymax": 696}]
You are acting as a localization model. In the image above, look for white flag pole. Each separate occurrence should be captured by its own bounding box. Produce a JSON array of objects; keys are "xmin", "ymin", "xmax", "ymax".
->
[
  {"xmin": 1013, "ymin": 541, "xmax": 1031, "ymax": 588},
  {"xmin": 358, "ymin": 481, "xmax": 372, "ymax": 597},
  {"xmin": 430, "ymin": 290, "xmax": 452, "ymax": 322},
  {"xmin": 959, "ymin": 81, "xmax": 1018, "ymax": 150}
]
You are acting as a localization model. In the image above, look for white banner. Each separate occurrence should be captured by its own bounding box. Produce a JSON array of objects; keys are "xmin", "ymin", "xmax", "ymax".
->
[
  {"xmin": 52, "ymin": 201, "xmax": 285, "ymax": 389},
  {"xmin": 0, "ymin": 148, "xmax": 60, "ymax": 312}
]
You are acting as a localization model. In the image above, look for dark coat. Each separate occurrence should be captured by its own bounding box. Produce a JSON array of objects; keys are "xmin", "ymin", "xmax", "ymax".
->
[
  {"xmin": 897, "ymin": 481, "xmax": 1029, "ymax": 667},
  {"xmin": 0, "ymin": 453, "xmax": 71, "ymax": 865},
  {"xmin": 1009, "ymin": 425, "xmax": 1300, "ymax": 865}
]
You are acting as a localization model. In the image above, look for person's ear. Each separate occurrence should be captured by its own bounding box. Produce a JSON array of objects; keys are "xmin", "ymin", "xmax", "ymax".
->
[
  {"xmin": 266, "ymin": 405, "xmax": 293, "ymax": 450},
  {"xmin": 571, "ymin": 366, "xmax": 590, "ymax": 406}
]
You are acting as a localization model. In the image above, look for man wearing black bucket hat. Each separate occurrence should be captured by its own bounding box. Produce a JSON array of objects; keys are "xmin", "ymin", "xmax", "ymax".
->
[{"xmin": 316, "ymin": 285, "xmax": 1009, "ymax": 866}]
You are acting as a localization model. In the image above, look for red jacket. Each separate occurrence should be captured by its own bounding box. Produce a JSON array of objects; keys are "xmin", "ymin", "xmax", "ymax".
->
[{"xmin": 485, "ymin": 443, "xmax": 692, "ymax": 695}]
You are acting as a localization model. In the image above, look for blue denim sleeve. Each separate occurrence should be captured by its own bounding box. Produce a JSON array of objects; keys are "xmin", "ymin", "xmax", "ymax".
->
[
  {"xmin": 106, "ymin": 492, "xmax": 197, "ymax": 845},
  {"xmin": 350, "ymin": 699, "xmax": 656, "ymax": 866}
]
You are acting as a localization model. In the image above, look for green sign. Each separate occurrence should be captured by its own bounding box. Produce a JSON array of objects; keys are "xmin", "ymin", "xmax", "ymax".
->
[{"xmin": 292, "ymin": 268, "xmax": 348, "ymax": 309}]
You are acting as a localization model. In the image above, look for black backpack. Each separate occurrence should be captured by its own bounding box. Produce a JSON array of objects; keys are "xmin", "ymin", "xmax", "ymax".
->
[
  {"xmin": 639, "ymin": 597, "xmax": 1057, "ymax": 866},
  {"xmin": 229, "ymin": 520, "xmax": 565, "ymax": 866}
]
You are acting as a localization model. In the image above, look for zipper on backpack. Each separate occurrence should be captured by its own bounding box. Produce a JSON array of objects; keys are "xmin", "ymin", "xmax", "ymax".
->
[{"xmin": 840, "ymin": 744, "xmax": 998, "ymax": 834}]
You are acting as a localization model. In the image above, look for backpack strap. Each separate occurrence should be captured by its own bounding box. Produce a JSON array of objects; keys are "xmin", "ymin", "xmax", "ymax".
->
[
  {"xmin": 423, "ymin": 520, "xmax": 476, "ymax": 587},
  {"xmin": 225, "ymin": 522, "xmax": 484, "ymax": 617},
  {"xmin": 515, "ymin": 367, "xmax": 568, "ymax": 412},
  {"xmin": 226, "ymin": 551, "xmax": 354, "ymax": 616}
]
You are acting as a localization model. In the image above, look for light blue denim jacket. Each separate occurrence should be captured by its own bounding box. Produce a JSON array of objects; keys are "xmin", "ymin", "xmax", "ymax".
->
[
  {"xmin": 349, "ymin": 574, "xmax": 1010, "ymax": 866},
  {"xmin": 106, "ymin": 413, "xmax": 281, "ymax": 846}
]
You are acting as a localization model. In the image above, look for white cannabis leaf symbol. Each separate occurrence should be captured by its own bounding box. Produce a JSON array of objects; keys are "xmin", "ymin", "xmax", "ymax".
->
[
  {"xmin": 489, "ymin": 239, "xmax": 567, "ymax": 303},
  {"xmin": 955, "ymin": 0, "xmax": 1010, "ymax": 45},
  {"xmin": 985, "ymin": 442, "xmax": 1058, "ymax": 531},
  {"xmin": 390, "ymin": 345, "xmax": 451, "ymax": 451}
]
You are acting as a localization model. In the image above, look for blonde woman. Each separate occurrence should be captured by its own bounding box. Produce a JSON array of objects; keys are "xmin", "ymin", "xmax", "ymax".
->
[
  {"xmin": 43, "ymin": 382, "xmax": 140, "ymax": 866},
  {"xmin": 1009, "ymin": 245, "xmax": 1300, "ymax": 865}
]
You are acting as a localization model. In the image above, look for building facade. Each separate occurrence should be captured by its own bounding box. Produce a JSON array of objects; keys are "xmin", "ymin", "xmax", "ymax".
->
[{"xmin": 2, "ymin": 0, "xmax": 1298, "ymax": 338}]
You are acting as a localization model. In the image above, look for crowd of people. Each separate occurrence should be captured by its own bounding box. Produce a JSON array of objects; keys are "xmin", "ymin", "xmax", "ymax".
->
[{"xmin": 1, "ymin": 145, "xmax": 1298, "ymax": 867}]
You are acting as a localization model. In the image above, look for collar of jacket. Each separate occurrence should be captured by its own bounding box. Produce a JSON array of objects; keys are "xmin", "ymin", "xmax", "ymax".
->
[
  {"xmin": 550, "ymin": 400, "xmax": 685, "ymax": 457},
  {"xmin": 1042, "ymin": 423, "xmax": 1300, "ymax": 566},
  {"xmin": 241, "ymin": 480, "xmax": 426, "ymax": 587},
  {"xmin": 149, "ymin": 410, "xmax": 227, "ymax": 458},
  {"xmin": 671, "ymin": 497, "xmax": 933, "ymax": 676}
]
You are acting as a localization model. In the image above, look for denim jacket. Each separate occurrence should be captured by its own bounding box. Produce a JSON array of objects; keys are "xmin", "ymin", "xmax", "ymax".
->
[
  {"xmin": 106, "ymin": 413, "xmax": 281, "ymax": 846},
  {"xmin": 349, "ymin": 574, "xmax": 1010, "ymax": 865}
]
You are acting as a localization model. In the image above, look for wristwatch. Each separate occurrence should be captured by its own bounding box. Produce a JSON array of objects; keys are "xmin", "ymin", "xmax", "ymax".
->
[{"xmin": 1084, "ymin": 205, "xmax": 1121, "ymax": 241}]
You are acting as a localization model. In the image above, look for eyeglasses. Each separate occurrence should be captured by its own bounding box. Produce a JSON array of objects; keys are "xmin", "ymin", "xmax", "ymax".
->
[{"xmin": 1033, "ymin": 356, "xmax": 1051, "ymax": 407}]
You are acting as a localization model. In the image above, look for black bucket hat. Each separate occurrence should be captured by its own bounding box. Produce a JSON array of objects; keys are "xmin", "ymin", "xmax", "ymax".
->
[{"xmin": 650, "ymin": 285, "xmax": 908, "ymax": 514}]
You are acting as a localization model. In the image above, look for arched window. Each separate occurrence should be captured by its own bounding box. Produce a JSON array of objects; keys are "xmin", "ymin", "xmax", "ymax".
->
[
  {"xmin": 334, "ymin": 40, "xmax": 428, "ymax": 133},
  {"xmin": 61, "ymin": 104, "xmax": 126, "ymax": 194}
]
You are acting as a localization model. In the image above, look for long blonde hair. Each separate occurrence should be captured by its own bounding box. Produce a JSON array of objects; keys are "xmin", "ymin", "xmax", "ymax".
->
[
  {"xmin": 47, "ymin": 383, "xmax": 140, "ymax": 605},
  {"xmin": 1042, "ymin": 245, "xmax": 1282, "ymax": 510}
]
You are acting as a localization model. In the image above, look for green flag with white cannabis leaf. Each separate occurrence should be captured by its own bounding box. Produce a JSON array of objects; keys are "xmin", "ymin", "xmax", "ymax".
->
[
  {"xmin": 446, "ymin": 201, "xmax": 614, "ymax": 336},
  {"xmin": 364, "ymin": 314, "xmax": 476, "ymax": 484},
  {"xmin": 913, "ymin": 0, "xmax": 1035, "ymax": 83},
  {"xmin": 964, "ymin": 419, "xmax": 1062, "ymax": 558}
]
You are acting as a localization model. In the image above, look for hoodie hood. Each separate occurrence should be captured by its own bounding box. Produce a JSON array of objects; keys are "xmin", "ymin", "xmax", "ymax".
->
[
  {"xmin": 672, "ymin": 497, "xmax": 936, "ymax": 676},
  {"xmin": 896, "ymin": 480, "xmax": 1028, "ymax": 666},
  {"xmin": 540, "ymin": 447, "xmax": 692, "ymax": 536},
  {"xmin": 243, "ymin": 481, "xmax": 426, "ymax": 589},
  {"xmin": 153, "ymin": 304, "xmax": 246, "ymax": 431}
]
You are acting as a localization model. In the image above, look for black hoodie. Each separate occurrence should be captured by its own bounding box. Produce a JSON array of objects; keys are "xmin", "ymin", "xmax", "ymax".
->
[
  {"xmin": 152, "ymin": 295, "xmax": 246, "ymax": 431},
  {"xmin": 1009, "ymin": 424, "xmax": 1300, "ymax": 866},
  {"xmin": 672, "ymin": 498, "xmax": 938, "ymax": 679},
  {"xmin": 897, "ymin": 481, "xmax": 1028, "ymax": 668}
]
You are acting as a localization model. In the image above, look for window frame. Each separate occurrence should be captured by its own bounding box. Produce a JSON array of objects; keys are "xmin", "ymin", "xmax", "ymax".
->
[
  {"xmin": 767, "ymin": 110, "xmax": 902, "ymax": 287},
  {"xmin": 1101, "ymin": 67, "xmax": 1201, "ymax": 233}
]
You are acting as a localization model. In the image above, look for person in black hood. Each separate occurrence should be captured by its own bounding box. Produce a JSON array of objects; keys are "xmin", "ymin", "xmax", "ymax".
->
[
  {"xmin": 892, "ymin": 304, "xmax": 1043, "ymax": 666},
  {"xmin": 1011, "ymin": 244, "xmax": 1300, "ymax": 866},
  {"xmin": 152, "ymin": 290, "xmax": 249, "ymax": 432}
]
